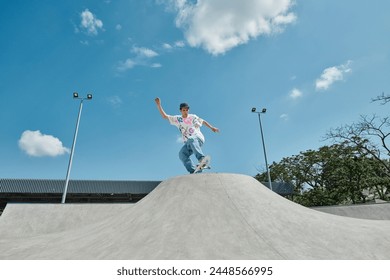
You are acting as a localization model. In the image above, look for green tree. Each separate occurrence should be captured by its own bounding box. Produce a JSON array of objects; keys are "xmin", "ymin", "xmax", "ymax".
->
[
  {"xmin": 256, "ymin": 97, "xmax": 390, "ymax": 206},
  {"xmin": 324, "ymin": 98, "xmax": 390, "ymax": 201},
  {"xmin": 255, "ymin": 143, "xmax": 388, "ymax": 206}
]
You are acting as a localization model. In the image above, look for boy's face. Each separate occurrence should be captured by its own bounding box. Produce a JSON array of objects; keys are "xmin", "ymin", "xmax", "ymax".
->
[{"xmin": 181, "ymin": 107, "xmax": 189, "ymax": 118}]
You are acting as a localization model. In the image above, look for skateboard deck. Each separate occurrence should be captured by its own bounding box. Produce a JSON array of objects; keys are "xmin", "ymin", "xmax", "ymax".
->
[{"xmin": 194, "ymin": 155, "xmax": 211, "ymax": 173}]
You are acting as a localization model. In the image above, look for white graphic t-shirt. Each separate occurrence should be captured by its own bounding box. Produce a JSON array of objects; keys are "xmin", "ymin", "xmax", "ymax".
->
[{"xmin": 168, "ymin": 114, "xmax": 205, "ymax": 143}]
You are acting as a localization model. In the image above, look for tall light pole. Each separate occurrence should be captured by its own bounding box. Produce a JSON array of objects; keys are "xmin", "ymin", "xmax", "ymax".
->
[
  {"xmin": 62, "ymin": 92, "xmax": 92, "ymax": 204},
  {"xmin": 251, "ymin": 107, "xmax": 273, "ymax": 191}
]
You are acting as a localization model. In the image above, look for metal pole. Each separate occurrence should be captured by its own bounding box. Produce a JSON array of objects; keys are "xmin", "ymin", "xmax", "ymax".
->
[
  {"xmin": 62, "ymin": 99, "xmax": 84, "ymax": 204},
  {"xmin": 257, "ymin": 113, "xmax": 273, "ymax": 191}
]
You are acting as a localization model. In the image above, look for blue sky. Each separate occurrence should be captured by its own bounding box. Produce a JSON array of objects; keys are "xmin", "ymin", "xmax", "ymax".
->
[{"xmin": 1, "ymin": 0, "xmax": 389, "ymax": 181}]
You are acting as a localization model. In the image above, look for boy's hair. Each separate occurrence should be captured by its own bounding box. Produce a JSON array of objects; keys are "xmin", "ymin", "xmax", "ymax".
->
[{"xmin": 180, "ymin": 103, "xmax": 189, "ymax": 110}]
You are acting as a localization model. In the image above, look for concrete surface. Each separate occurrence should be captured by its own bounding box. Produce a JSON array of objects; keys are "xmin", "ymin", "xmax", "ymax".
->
[
  {"xmin": 0, "ymin": 173, "xmax": 390, "ymax": 260},
  {"xmin": 0, "ymin": 204, "xmax": 132, "ymax": 238},
  {"xmin": 312, "ymin": 202, "xmax": 390, "ymax": 220}
]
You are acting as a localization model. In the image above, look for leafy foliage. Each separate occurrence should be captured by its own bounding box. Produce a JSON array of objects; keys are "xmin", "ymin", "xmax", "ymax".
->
[{"xmin": 255, "ymin": 98, "xmax": 390, "ymax": 207}]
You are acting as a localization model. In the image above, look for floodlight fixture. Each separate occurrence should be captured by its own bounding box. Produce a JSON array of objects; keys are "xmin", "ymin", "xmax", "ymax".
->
[
  {"xmin": 251, "ymin": 105, "xmax": 272, "ymax": 191},
  {"xmin": 62, "ymin": 92, "xmax": 92, "ymax": 203}
]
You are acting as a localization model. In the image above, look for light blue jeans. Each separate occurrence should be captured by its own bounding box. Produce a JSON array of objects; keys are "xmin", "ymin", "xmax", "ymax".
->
[{"xmin": 179, "ymin": 138, "xmax": 205, "ymax": 173}]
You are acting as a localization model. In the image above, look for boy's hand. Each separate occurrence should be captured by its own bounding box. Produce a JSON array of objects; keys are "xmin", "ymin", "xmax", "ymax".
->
[
  {"xmin": 155, "ymin": 97, "xmax": 161, "ymax": 105},
  {"xmin": 211, "ymin": 127, "xmax": 220, "ymax": 133}
]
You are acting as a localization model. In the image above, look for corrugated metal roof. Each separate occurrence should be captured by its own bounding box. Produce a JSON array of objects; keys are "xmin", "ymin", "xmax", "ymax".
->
[
  {"xmin": 0, "ymin": 179, "xmax": 292, "ymax": 195},
  {"xmin": 261, "ymin": 181, "xmax": 294, "ymax": 195},
  {"xmin": 0, "ymin": 179, "xmax": 161, "ymax": 194}
]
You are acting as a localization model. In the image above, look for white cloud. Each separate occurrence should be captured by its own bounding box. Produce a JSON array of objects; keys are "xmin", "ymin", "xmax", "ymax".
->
[
  {"xmin": 162, "ymin": 40, "xmax": 185, "ymax": 50},
  {"xmin": 280, "ymin": 114, "xmax": 289, "ymax": 121},
  {"xmin": 117, "ymin": 46, "xmax": 160, "ymax": 71},
  {"xmin": 80, "ymin": 9, "xmax": 103, "ymax": 36},
  {"xmin": 174, "ymin": 40, "xmax": 185, "ymax": 47},
  {"xmin": 132, "ymin": 47, "xmax": 159, "ymax": 58},
  {"xmin": 176, "ymin": 135, "xmax": 184, "ymax": 144},
  {"xmin": 107, "ymin": 96, "xmax": 123, "ymax": 107},
  {"xmin": 115, "ymin": 24, "xmax": 122, "ymax": 31},
  {"xmin": 289, "ymin": 88, "xmax": 303, "ymax": 99},
  {"xmin": 163, "ymin": 43, "xmax": 173, "ymax": 49},
  {"xmin": 18, "ymin": 130, "xmax": 70, "ymax": 157},
  {"xmin": 151, "ymin": 63, "xmax": 162, "ymax": 68},
  {"xmin": 117, "ymin": 59, "xmax": 136, "ymax": 71},
  {"xmin": 165, "ymin": 0, "xmax": 296, "ymax": 55},
  {"xmin": 315, "ymin": 61, "xmax": 352, "ymax": 91}
]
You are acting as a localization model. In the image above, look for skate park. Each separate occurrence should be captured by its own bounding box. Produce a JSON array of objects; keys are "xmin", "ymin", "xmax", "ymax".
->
[{"xmin": 1, "ymin": 173, "xmax": 390, "ymax": 260}]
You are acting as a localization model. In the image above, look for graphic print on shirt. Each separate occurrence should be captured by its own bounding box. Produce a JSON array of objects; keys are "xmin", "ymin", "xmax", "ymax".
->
[{"xmin": 168, "ymin": 114, "xmax": 205, "ymax": 143}]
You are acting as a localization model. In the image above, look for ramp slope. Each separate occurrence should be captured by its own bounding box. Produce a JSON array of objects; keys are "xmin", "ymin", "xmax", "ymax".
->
[
  {"xmin": 0, "ymin": 173, "xmax": 390, "ymax": 260},
  {"xmin": 0, "ymin": 204, "xmax": 132, "ymax": 238},
  {"xmin": 312, "ymin": 203, "xmax": 390, "ymax": 220}
]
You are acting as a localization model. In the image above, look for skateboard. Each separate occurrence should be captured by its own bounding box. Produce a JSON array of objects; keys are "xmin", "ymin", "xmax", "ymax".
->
[{"xmin": 194, "ymin": 155, "xmax": 211, "ymax": 173}]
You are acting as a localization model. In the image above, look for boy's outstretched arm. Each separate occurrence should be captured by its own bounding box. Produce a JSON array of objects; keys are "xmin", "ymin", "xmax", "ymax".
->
[
  {"xmin": 155, "ymin": 97, "xmax": 168, "ymax": 119},
  {"xmin": 203, "ymin": 120, "xmax": 220, "ymax": 133}
]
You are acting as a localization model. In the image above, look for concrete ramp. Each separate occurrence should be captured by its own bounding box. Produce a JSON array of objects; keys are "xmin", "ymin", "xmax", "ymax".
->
[
  {"xmin": 0, "ymin": 204, "xmax": 132, "ymax": 238},
  {"xmin": 0, "ymin": 173, "xmax": 390, "ymax": 260},
  {"xmin": 312, "ymin": 203, "xmax": 390, "ymax": 220}
]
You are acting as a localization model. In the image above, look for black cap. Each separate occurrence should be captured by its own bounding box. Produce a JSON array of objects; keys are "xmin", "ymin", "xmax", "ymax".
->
[{"xmin": 180, "ymin": 103, "xmax": 189, "ymax": 110}]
